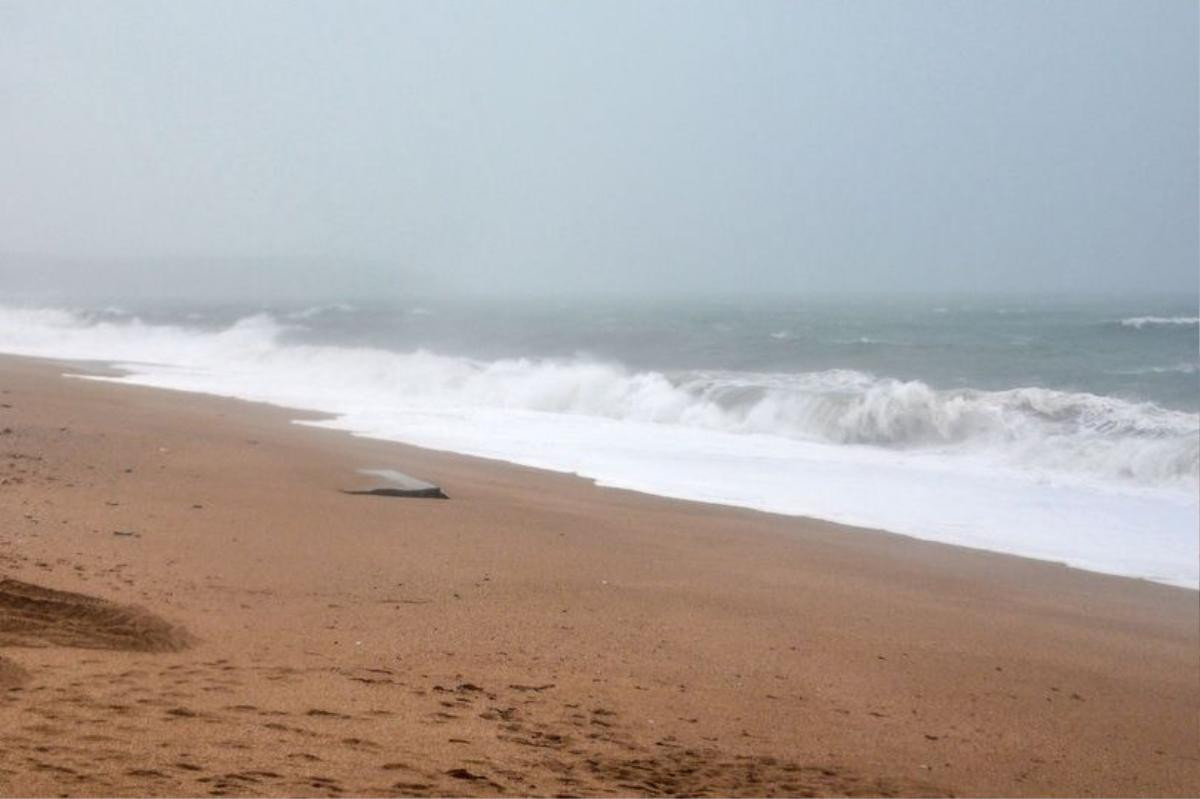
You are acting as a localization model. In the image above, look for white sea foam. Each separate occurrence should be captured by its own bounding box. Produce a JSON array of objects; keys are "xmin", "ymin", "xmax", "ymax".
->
[
  {"xmin": 1119, "ymin": 316, "xmax": 1200, "ymax": 329},
  {"xmin": 285, "ymin": 303, "xmax": 357, "ymax": 320},
  {"xmin": 0, "ymin": 305, "xmax": 1196, "ymax": 588}
]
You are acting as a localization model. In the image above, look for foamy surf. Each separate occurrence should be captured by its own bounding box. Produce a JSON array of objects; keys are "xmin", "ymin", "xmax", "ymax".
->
[
  {"xmin": 1118, "ymin": 316, "xmax": 1200, "ymax": 329},
  {"xmin": 0, "ymin": 303, "xmax": 1196, "ymax": 588}
]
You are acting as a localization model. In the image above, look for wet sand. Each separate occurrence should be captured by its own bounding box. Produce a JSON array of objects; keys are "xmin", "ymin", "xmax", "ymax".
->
[{"xmin": 0, "ymin": 353, "xmax": 1196, "ymax": 797}]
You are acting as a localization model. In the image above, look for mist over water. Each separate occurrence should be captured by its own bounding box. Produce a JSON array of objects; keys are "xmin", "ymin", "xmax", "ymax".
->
[{"xmin": 1, "ymin": 2, "xmax": 1196, "ymax": 298}]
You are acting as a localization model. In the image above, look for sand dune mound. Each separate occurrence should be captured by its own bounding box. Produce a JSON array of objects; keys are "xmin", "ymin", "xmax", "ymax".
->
[{"xmin": 0, "ymin": 578, "xmax": 191, "ymax": 652}]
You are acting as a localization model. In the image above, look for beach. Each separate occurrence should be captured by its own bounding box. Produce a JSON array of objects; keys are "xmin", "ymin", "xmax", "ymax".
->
[{"xmin": 0, "ymin": 353, "xmax": 1196, "ymax": 797}]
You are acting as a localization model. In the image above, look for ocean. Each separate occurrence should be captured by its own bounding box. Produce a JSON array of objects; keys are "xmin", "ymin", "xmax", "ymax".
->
[{"xmin": 1, "ymin": 294, "xmax": 1196, "ymax": 587}]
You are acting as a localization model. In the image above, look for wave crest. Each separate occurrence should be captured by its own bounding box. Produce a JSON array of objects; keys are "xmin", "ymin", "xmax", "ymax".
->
[
  {"xmin": 0, "ymin": 305, "xmax": 1196, "ymax": 489},
  {"xmin": 1119, "ymin": 316, "xmax": 1200, "ymax": 329}
]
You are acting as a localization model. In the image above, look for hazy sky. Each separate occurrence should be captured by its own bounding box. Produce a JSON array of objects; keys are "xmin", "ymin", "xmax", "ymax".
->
[{"xmin": 0, "ymin": 0, "xmax": 1196, "ymax": 297}]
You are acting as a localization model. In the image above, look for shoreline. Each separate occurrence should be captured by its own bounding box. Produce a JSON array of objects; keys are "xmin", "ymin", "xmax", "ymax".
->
[
  {"xmin": 0, "ymin": 352, "xmax": 1197, "ymax": 796},
  {"xmin": 64, "ymin": 355, "xmax": 1200, "ymax": 592}
]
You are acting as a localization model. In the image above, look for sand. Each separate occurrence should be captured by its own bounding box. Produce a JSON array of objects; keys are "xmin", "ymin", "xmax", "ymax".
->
[{"xmin": 0, "ymin": 353, "xmax": 1196, "ymax": 797}]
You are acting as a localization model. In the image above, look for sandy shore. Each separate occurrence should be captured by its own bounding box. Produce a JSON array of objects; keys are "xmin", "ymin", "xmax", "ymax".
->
[{"xmin": 0, "ymin": 354, "xmax": 1196, "ymax": 797}]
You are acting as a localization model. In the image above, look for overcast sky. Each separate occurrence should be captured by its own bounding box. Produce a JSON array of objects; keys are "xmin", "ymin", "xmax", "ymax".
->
[{"xmin": 0, "ymin": 0, "xmax": 1196, "ymax": 298}]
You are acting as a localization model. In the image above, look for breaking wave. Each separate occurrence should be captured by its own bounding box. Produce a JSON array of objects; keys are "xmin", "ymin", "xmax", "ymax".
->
[
  {"xmin": 0, "ymin": 305, "xmax": 1195, "ymax": 490},
  {"xmin": 284, "ymin": 303, "xmax": 357, "ymax": 320},
  {"xmin": 1119, "ymin": 316, "xmax": 1200, "ymax": 329}
]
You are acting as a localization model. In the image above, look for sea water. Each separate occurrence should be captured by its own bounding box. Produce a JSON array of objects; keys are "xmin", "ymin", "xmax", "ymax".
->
[{"xmin": 0, "ymin": 295, "xmax": 1195, "ymax": 587}]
